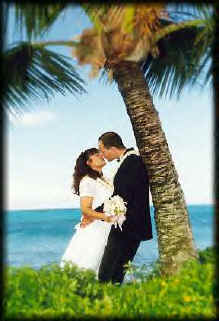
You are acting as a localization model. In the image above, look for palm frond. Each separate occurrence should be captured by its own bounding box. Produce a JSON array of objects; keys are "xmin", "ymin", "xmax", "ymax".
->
[
  {"xmin": 141, "ymin": 2, "xmax": 215, "ymax": 99},
  {"xmin": 142, "ymin": 22, "xmax": 212, "ymax": 99},
  {"xmin": 14, "ymin": 3, "xmax": 72, "ymax": 39},
  {"xmin": 163, "ymin": 4, "xmax": 214, "ymax": 89},
  {"xmin": 3, "ymin": 42, "xmax": 87, "ymax": 115}
]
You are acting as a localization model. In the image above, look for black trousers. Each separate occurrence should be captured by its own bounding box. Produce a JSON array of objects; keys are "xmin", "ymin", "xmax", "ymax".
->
[{"xmin": 98, "ymin": 230, "xmax": 141, "ymax": 284}]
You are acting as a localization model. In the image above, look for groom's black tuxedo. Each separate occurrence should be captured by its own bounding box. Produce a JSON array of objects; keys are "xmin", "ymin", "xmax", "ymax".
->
[
  {"xmin": 97, "ymin": 148, "xmax": 153, "ymax": 284},
  {"xmin": 112, "ymin": 152, "xmax": 152, "ymax": 241}
]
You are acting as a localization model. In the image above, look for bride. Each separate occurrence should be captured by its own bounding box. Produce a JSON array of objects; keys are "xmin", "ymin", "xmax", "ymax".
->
[{"xmin": 60, "ymin": 148, "xmax": 116, "ymax": 275}]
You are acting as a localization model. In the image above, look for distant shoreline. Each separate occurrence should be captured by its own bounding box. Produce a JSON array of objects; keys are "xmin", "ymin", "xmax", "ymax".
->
[{"xmin": 5, "ymin": 204, "xmax": 214, "ymax": 212}]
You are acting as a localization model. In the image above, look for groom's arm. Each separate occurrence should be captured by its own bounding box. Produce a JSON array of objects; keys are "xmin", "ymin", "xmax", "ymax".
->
[{"xmin": 95, "ymin": 204, "xmax": 104, "ymax": 212}]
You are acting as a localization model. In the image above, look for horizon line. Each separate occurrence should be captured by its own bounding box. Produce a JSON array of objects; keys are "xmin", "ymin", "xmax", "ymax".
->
[{"xmin": 5, "ymin": 203, "xmax": 214, "ymax": 212}]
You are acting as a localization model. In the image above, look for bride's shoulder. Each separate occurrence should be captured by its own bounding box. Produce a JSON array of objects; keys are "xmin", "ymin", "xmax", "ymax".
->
[
  {"xmin": 79, "ymin": 175, "xmax": 97, "ymax": 196},
  {"xmin": 80, "ymin": 175, "xmax": 95, "ymax": 185}
]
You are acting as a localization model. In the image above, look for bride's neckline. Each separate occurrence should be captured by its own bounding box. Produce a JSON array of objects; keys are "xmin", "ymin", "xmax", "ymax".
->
[{"xmin": 97, "ymin": 176, "xmax": 114, "ymax": 189}]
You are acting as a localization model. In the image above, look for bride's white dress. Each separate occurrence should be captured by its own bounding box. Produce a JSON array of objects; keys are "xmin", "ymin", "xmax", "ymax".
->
[{"xmin": 60, "ymin": 175, "xmax": 113, "ymax": 275}]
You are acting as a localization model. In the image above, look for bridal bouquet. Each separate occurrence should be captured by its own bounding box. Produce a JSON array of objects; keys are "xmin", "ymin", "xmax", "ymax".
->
[{"xmin": 104, "ymin": 195, "xmax": 127, "ymax": 231}]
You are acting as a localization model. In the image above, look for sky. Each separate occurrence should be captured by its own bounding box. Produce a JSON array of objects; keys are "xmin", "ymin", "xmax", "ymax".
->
[{"xmin": 6, "ymin": 5, "xmax": 213, "ymax": 210}]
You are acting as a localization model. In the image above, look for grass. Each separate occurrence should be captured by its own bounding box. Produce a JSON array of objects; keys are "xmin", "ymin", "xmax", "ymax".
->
[{"xmin": 3, "ymin": 246, "xmax": 217, "ymax": 320}]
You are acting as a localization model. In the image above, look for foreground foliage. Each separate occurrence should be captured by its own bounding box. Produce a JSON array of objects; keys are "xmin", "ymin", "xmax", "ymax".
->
[{"xmin": 4, "ymin": 247, "xmax": 216, "ymax": 319}]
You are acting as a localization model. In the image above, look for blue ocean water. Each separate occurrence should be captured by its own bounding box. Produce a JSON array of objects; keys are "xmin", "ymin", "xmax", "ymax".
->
[{"xmin": 4, "ymin": 205, "xmax": 214, "ymax": 270}]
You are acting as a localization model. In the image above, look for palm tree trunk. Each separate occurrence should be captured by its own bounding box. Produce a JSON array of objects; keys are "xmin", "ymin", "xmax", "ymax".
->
[{"xmin": 112, "ymin": 61, "xmax": 198, "ymax": 275}]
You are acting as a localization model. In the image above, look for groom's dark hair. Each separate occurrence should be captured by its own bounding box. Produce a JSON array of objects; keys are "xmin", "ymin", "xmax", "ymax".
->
[{"xmin": 99, "ymin": 132, "xmax": 125, "ymax": 149}]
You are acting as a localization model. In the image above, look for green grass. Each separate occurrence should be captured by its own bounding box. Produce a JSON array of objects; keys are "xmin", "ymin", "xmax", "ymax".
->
[{"xmin": 3, "ymin": 247, "xmax": 217, "ymax": 319}]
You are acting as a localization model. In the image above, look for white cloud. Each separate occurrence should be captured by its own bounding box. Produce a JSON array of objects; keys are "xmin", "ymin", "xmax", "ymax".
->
[
  {"xmin": 9, "ymin": 110, "xmax": 56, "ymax": 127},
  {"xmin": 6, "ymin": 182, "xmax": 80, "ymax": 210}
]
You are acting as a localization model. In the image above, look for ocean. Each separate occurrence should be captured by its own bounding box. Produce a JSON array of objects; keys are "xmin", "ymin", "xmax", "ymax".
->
[{"xmin": 5, "ymin": 205, "xmax": 214, "ymax": 270}]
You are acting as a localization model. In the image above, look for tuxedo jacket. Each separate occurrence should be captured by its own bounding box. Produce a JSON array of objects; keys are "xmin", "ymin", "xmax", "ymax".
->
[{"xmin": 97, "ymin": 151, "xmax": 153, "ymax": 241}]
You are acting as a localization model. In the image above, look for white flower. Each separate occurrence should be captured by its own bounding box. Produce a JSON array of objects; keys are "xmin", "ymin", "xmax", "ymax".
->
[
  {"xmin": 104, "ymin": 195, "xmax": 127, "ymax": 231},
  {"xmin": 104, "ymin": 195, "xmax": 127, "ymax": 215}
]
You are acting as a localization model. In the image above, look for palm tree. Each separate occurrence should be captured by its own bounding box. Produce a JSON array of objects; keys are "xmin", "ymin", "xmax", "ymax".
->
[{"xmin": 6, "ymin": 3, "xmax": 214, "ymax": 274}]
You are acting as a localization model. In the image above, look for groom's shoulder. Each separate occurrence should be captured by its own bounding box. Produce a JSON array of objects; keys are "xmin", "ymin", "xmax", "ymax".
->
[
  {"xmin": 125, "ymin": 153, "xmax": 141, "ymax": 162},
  {"xmin": 122, "ymin": 154, "xmax": 142, "ymax": 167}
]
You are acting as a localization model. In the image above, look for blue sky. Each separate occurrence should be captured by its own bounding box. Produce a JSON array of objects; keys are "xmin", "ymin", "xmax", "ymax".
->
[{"xmin": 6, "ymin": 6, "xmax": 213, "ymax": 210}]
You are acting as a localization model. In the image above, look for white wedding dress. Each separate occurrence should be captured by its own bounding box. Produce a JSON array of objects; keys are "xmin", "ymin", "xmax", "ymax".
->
[{"xmin": 60, "ymin": 175, "xmax": 114, "ymax": 275}]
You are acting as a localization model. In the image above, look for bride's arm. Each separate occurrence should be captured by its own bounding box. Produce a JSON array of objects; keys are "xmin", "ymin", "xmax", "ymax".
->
[{"xmin": 80, "ymin": 197, "xmax": 113, "ymax": 223}]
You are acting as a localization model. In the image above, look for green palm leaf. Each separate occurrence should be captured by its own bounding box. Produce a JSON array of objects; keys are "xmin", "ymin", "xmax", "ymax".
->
[
  {"xmin": 166, "ymin": 3, "xmax": 214, "ymax": 87},
  {"xmin": 3, "ymin": 42, "xmax": 87, "ymax": 114},
  {"xmin": 142, "ymin": 17, "xmax": 213, "ymax": 99},
  {"xmin": 14, "ymin": 3, "xmax": 71, "ymax": 39}
]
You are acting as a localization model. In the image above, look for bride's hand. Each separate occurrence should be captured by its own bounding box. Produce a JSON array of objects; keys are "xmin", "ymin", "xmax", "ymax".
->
[{"xmin": 80, "ymin": 214, "xmax": 95, "ymax": 228}]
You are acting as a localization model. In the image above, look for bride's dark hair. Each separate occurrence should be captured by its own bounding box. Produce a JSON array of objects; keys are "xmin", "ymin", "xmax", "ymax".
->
[{"xmin": 72, "ymin": 148, "xmax": 102, "ymax": 195}]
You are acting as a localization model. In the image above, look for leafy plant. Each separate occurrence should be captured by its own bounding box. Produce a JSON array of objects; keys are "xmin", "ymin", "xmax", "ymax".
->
[{"xmin": 4, "ymin": 247, "xmax": 216, "ymax": 319}]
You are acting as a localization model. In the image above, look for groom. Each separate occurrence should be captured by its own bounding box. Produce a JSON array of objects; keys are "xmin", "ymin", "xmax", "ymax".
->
[{"xmin": 97, "ymin": 131, "xmax": 152, "ymax": 284}]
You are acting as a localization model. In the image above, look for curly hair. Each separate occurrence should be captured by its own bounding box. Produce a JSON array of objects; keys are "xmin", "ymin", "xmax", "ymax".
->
[{"xmin": 72, "ymin": 148, "xmax": 102, "ymax": 195}]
